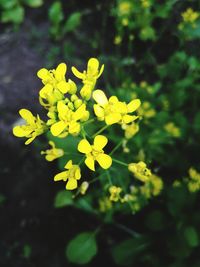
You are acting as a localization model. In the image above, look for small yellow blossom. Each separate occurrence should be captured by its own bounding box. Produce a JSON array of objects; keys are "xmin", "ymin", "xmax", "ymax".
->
[
  {"xmin": 93, "ymin": 90, "xmax": 140, "ymax": 125},
  {"xmin": 99, "ymin": 197, "xmax": 112, "ymax": 212},
  {"xmin": 187, "ymin": 168, "xmax": 200, "ymax": 193},
  {"xmin": 13, "ymin": 109, "xmax": 46, "ymax": 145},
  {"xmin": 138, "ymin": 101, "xmax": 156, "ymax": 119},
  {"xmin": 118, "ymin": 1, "xmax": 132, "ymax": 16},
  {"xmin": 79, "ymin": 181, "xmax": 89, "ymax": 195},
  {"xmin": 114, "ymin": 35, "xmax": 122, "ymax": 45},
  {"xmin": 78, "ymin": 135, "xmax": 112, "ymax": 171},
  {"xmin": 41, "ymin": 141, "xmax": 64, "ymax": 161},
  {"xmin": 128, "ymin": 161, "xmax": 152, "ymax": 182},
  {"xmin": 182, "ymin": 8, "xmax": 199, "ymax": 24},
  {"xmin": 149, "ymin": 174, "xmax": 163, "ymax": 196},
  {"xmin": 50, "ymin": 101, "xmax": 89, "ymax": 137},
  {"xmin": 54, "ymin": 160, "xmax": 81, "ymax": 190},
  {"xmin": 72, "ymin": 58, "xmax": 104, "ymax": 100},
  {"xmin": 141, "ymin": 0, "xmax": 151, "ymax": 8},
  {"xmin": 109, "ymin": 186, "xmax": 122, "ymax": 202},
  {"xmin": 122, "ymin": 122, "xmax": 139, "ymax": 139},
  {"xmin": 122, "ymin": 18, "xmax": 129, "ymax": 26},
  {"xmin": 164, "ymin": 122, "xmax": 181, "ymax": 137}
]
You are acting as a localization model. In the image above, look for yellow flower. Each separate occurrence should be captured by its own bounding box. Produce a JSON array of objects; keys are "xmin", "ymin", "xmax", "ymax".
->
[
  {"xmin": 118, "ymin": 1, "xmax": 132, "ymax": 16},
  {"xmin": 93, "ymin": 90, "xmax": 141, "ymax": 125},
  {"xmin": 79, "ymin": 181, "xmax": 89, "ymax": 195},
  {"xmin": 37, "ymin": 63, "xmax": 77, "ymax": 108},
  {"xmin": 122, "ymin": 122, "xmax": 139, "ymax": 139},
  {"xmin": 54, "ymin": 160, "xmax": 81, "ymax": 190},
  {"xmin": 138, "ymin": 101, "xmax": 156, "ymax": 119},
  {"xmin": 50, "ymin": 101, "xmax": 89, "ymax": 137},
  {"xmin": 13, "ymin": 109, "xmax": 46, "ymax": 145},
  {"xmin": 128, "ymin": 161, "xmax": 152, "ymax": 182},
  {"xmin": 78, "ymin": 135, "xmax": 112, "ymax": 171},
  {"xmin": 164, "ymin": 122, "xmax": 181, "ymax": 137},
  {"xmin": 114, "ymin": 35, "xmax": 122, "ymax": 45},
  {"xmin": 72, "ymin": 58, "xmax": 104, "ymax": 100},
  {"xmin": 109, "ymin": 186, "xmax": 122, "ymax": 202},
  {"xmin": 41, "ymin": 141, "xmax": 64, "ymax": 161},
  {"xmin": 182, "ymin": 8, "xmax": 199, "ymax": 23},
  {"xmin": 149, "ymin": 174, "xmax": 163, "ymax": 196},
  {"xmin": 99, "ymin": 197, "xmax": 112, "ymax": 212},
  {"xmin": 187, "ymin": 167, "xmax": 200, "ymax": 193}
]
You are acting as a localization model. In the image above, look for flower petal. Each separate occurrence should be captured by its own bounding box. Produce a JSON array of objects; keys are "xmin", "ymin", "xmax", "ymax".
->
[
  {"xmin": 54, "ymin": 171, "xmax": 67, "ymax": 181},
  {"xmin": 93, "ymin": 90, "xmax": 108, "ymax": 106},
  {"xmin": 94, "ymin": 135, "xmax": 108, "ymax": 150},
  {"xmin": 66, "ymin": 178, "xmax": 77, "ymax": 190},
  {"xmin": 13, "ymin": 126, "xmax": 29, "ymax": 137},
  {"xmin": 51, "ymin": 121, "xmax": 67, "ymax": 136},
  {"xmin": 19, "ymin": 109, "xmax": 35, "ymax": 124},
  {"xmin": 57, "ymin": 81, "xmax": 69, "ymax": 93},
  {"xmin": 85, "ymin": 156, "xmax": 95, "ymax": 171},
  {"xmin": 96, "ymin": 153, "xmax": 112, "ymax": 169},
  {"xmin": 37, "ymin": 68, "xmax": 49, "ymax": 80},
  {"xmin": 55, "ymin": 63, "xmax": 67, "ymax": 81},
  {"xmin": 123, "ymin": 115, "xmax": 137, "ymax": 124},
  {"xmin": 105, "ymin": 113, "xmax": 121, "ymax": 125},
  {"xmin": 78, "ymin": 139, "xmax": 92, "ymax": 154},
  {"xmin": 71, "ymin": 66, "xmax": 85, "ymax": 79},
  {"xmin": 127, "ymin": 99, "xmax": 141, "ymax": 112},
  {"xmin": 93, "ymin": 104, "xmax": 104, "ymax": 118},
  {"xmin": 65, "ymin": 160, "xmax": 73, "ymax": 169},
  {"xmin": 75, "ymin": 168, "xmax": 81, "ymax": 180}
]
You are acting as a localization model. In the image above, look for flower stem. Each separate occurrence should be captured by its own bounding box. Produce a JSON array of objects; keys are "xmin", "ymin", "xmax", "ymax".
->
[
  {"xmin": 112, "ymin": 158, "xmax": 128, "ymax": 167},
  {"xmin": 109, "ymin": 139, "xmax": 124, "ymax": 156},
  {"xmin": 92, "ymin": 125, "xmax": 110, "ymax": 138}
]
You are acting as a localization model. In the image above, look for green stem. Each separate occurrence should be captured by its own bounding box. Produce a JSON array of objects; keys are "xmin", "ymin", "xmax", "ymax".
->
[
  {"xmin": 110, "ymin": 139, "xmax": 124, "ymax": 156},
  {"xmin": 82, "ymin": 118, "xmax": 95, "ymax": 125},
  {"xmin": 114, "ymin": 223, "xmax": 141, "ymax": 238},
  {"xmin": 92, "ymin": 125, "xmax": 110, "ymax": 138},
  {"xmin": 112, "ymin": 158, "xmax": 128, "ymax": 167},
  {"xmin": 78, "ymin": 157, "xmax": 85, "ymax": 166},
  {"xmin": 105, "ymin": 170, "xmax": 112, "ymax": 185}
]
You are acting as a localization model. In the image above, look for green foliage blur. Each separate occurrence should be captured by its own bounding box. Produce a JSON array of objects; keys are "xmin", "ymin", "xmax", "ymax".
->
[{"xmin": 1, "ymin": 0, "xmax": 200, "ymax": 266}]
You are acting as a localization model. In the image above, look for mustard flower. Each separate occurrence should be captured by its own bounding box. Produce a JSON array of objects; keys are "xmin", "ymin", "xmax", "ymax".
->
[
  {"xmin": 78, "ymin": 135, "xmax": 112, "ymax": 171},
  {"xmin": 164, "ymin": 122, "xmax": 181, "ymax": 138},
  {"xmin": 118, "ymin": 1, "xmax": 132, "ymax": 16},
  {"xmin": 187, "ymin": 168, "xmax": 200, "ymax": 193},
  {"xmin": 122, "ymin": 122, "xmax": 139, "ymax": 139},
  {"xmin": 37, "ymin": 63, "xmax": 77, "ymax": 107},
  {"xmin": 182, "ymin": 8, "xmax": 199, "ymax": 24},
  {"xmin": 109, "ymin": 186, "xmax": 122, "ymax": 202},
  {"xmin": 72, "ymin": 58, "xmax": 104, "ymax": 100},
  {"xmin": 79, "ymin": 181, "xmax": 89, "ymax": 195},
  {"xmin": 128, "ymin": 161, "xmax": 152, "ymax": 182},
  {"xmin": 93, "ymin": 90, "xmax": 141, "ymax": 125},
  {"xmin": 54, "ymin": 160, "xmax": 81, "ymax": 190},
  {"xmin": 13, "ymin": 109, "xmax": 46, "ymax": 145},
  {"xmin": 41, "ymin": 141, "xmax": 64, "ymax": 161},
  {"xmin": 50, "ymin": 101, "xmax": 89, "ymax": 137},
  {"xmin": 99, "ymin": 197, "xmax": 112, "ymax": 212}
]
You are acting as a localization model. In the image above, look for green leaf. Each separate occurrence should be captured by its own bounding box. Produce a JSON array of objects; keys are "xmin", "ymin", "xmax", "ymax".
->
[
  {"xmin": 54, "ymin": 190, "xmax": 73, "ymax": 208},
  {"xmin": 23, "ymin": 0, "xmax": 43, "ymax": 8},
  {"xmin": 66, "ymin": 232, "xmax": 97, "ymax": 264},
  {"xmin": 48, "ymin": 1, "xmax": 64, "ymax": 25},
  {"xmin": 184, "ymin": 226, "xmax": 199, "ymax": 248},
  {"xmin": 111, "ymin": 237, "xmax": 149, "ymax": 266},
  {"xmin": 0, "ymin": 0, "xmax": 18, "ymax": 9},
  {"xmin": 63, "ymin": 12, "xmax": 81, "ymax": 33},
  {"xmin": 1, "ymin": 5, "xmax": 24, "ymax": 24}
]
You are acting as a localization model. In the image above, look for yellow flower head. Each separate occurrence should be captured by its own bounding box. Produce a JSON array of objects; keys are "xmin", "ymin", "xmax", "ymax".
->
[
  {"xmin": 128, "ymin": 161, "xmax": 152, "ymax": 182},
  {"xmin": 99, "ymin": 197, "xmax": 112, "ymax": 212},
  {"xmin": 93, "ymin": 90, "xmax": 141, "ymax": 125},
  {"xmin": 122, "ymin": 122, "xmax": 139, "ymax": 139},
  {"xmin": 37, "ymin": 63, "xmax": 77, "ymax": 108},
  {"xmin": 118, "ymin": 1, "xmax": 132, "ymax": 16},
  {"xmin": 164, "ymin": 122, "xmax": 181, "ymax": 138},
  {"xmin": 54, "ymin": 160, "xmax": 81, "ymax": 190},
  {"xmin": 78, "ymin": 135, "xmax": 112, "ymax": 171},
  {"xmin": 182, "ymin": 8, "xmax": 199, "ymax": 24},
  {"xmin": 41, "ymin": 141, "xmax": 64, "ymax": 161},
  {"xmin": 138, "ymin": 101, "xmax": 156, "ymax": 119},
  {"xmin": 114, "ymin": 35, "xmax": 122, "ymax": 45},
  {"xmin": 50, "ymin": 101, "xmax": 89, "ymax": 137},
  {"xmin": 13, "ymin": 109, "xmax": 46, "ymax": 145},
  {"xmin": 109, "ymin": 185, "xmax": 122, "ymax": 202},
  {"xmin": 72, "ymin": 58, "xmax": 104, "ymax": 100}
]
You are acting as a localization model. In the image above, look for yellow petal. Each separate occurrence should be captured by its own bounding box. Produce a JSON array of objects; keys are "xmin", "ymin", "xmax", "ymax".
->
[
  {"xmin": 96, "ymin": 153, "xmax": 112, "ymax": 169},
  {"xmin": 51, "ymin": 121, "xmax": 67, "ymax": 136},
  {"xmin": 73, "ymin": 104, "xmax": 86, "ymax": 121},
  {"xmin": 54, "ymin": 171, "xmax": 67, "ymax": 181},
  {"xmin": 55, "ymin": 63, "xmax": 67, "ymax": 81},
  {"xmin": 65, "ymin": 160, "xmax": 73, "ymax": 169},
  {"xmin": 57, "ymin": 101, "xmax": 69, "ymax": 119},
  {"xmin": 92, "ymin": 90, "xmax": 108, "ymax": 106},
  {"xmin": 37, "ymin": 68, "xmax": 49, "ymax": 80},
  {"xmin": 71, "ymin": 66, "xmax": 85, "ymax": 79},
  {"xmin": 13, "ymin": 126, "xmax": 27, "ymax": 137},
  {"xmin": 97, "ymin": 64, "xmax": 104, "ymax": 78},
  {"xmin": 66, "ymin": 178, "xmax": 77, "ymax": 190},
  {"xmin": 78, "ymin": 139, "xmax": 92, "ymax": 154},
  {"xmin": 56, "ymin": 81, "xmax": 69, "ymax": 93},
  {"xmin": 68, "ymin": 121, "xmax": 80, "ymax": 135},
  {"xmin": 25, "ymin": 136, "xmax": 36, "ymax": 145},
  {"xmin": 105, "ymin": 113, "xmax": 121, "ymax": 125},
  {"xmin": 85, "ymin": 156, "xmax": 95, "ymax": 171},
  {"xmin": 45, "ymin": 154, "xmax": 55, "ymax": 161},
  {"xmin": 123, "ymin": 115, "xmax": 136, "ymax": 124},
  {"xmin": 39, "ymin": 84, "xmax": 53, "ymax": 98},
  {"xmin": 94, "ymin": 135, "xmax": 108, "ymax": 150},
  {"xmin": 93, "ymin": 104, "xmax": 104, "ymax": 118},
  {"xmin": 19, "ymin": 109, "xmax": 35, "ymax": 123},
  {"xmin": 87, "ymin": 58, "xmax": 99, "ymax": 72},
  {"xmin": 75, "ymin": 168, "xmax": 81, "ymax": 180},
  {"xmin": 127, "ymin": 99, "xmax": 141, "ymax": 112}
]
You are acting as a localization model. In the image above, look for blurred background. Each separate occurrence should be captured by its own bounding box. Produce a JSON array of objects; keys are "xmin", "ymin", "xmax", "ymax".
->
[{"xmin": 1, "ymin": 0, "xmax": 200, "ymax": 266}]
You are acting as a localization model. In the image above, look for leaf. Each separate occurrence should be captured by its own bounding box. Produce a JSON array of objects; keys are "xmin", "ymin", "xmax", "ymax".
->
[
  {"xmin": 23, "ymin": 0, "xmax": 43, "ymax": 8},
  {"xmin": 63, "ymin": 12, "xmax": 81, "ymax": 33},
  {"xmin": 54, "ymin": 190, "xmax": 73, "ymax": 208},
  {"xmin": 184, "ymin": 226, "xmax": 199, "ymax": 248},
  {"xmin": 111, "ymin": 237, "xmax": 149, "ymax": 266},
  {"xmin": 48, "ymin": 1, "xmax": 64, "ymax": 25},
  {"xmin": 1, "ymin": 5, "xmax": 24, "ymax": 24},
  {"xmin": 66, "ymin": 232, "xmax": 97, "ymax": 264}
]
